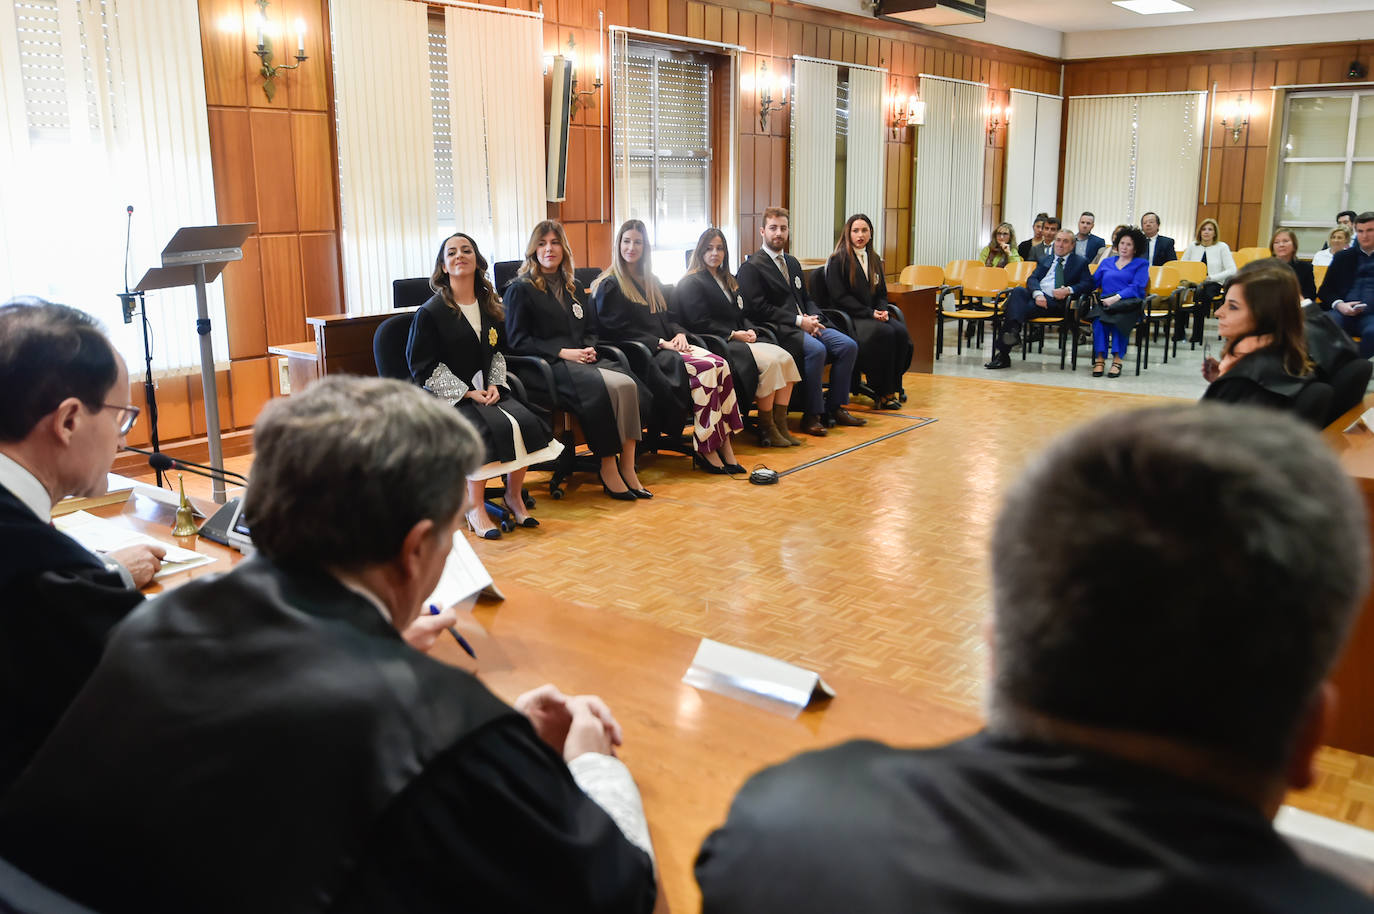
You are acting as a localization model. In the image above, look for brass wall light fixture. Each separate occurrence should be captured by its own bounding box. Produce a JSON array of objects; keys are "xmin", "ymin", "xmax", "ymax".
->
[
  {"xmin": 756, "ymin": 59, "xmax": 789, "ymax": 131},
  {"xmin": 253, "ymin": 0, "xmax": 308, "ymax": 102}
]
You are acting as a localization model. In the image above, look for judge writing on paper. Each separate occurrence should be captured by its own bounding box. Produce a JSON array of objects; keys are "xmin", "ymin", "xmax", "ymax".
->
[
  {"xmin": 0, "ymin": 376, "xmax": 657, "ymax": 913},
  {"xmin": 0, "ymin": 297, "xmax": 163, "ymax": 795}
]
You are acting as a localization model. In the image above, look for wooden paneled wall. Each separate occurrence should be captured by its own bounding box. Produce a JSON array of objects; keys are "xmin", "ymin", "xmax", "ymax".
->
[
  {"xmin": 1062, "ymin": 40, "xmax": 1374, "ymax": 252},
  {"xmin": 538, "ymin": 0, "xmax": 1059, "ymax": 274}
]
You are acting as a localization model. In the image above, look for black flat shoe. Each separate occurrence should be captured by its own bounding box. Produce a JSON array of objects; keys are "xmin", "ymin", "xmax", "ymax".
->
[{"xmin": 694, "ymin": 454, "xmax": 729, "ymax": 475}]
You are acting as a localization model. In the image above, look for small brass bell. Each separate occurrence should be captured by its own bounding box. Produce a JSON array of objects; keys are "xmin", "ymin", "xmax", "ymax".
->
[{"xmin": 171, "ymin": 473, "xmax": 199, "ymax": 537}]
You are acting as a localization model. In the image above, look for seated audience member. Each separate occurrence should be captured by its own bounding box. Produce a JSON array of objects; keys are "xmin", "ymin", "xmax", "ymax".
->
[
  {"xmin": 0, "ymin": 299, "xmax": 164, "ymax": 795},
  {"xmin": 1319, "ymin": 211, "xmax": 1374, "ymax": 358},
  {"xmin": 407, "ymin": 232, "xmax": 562, "ymax": 538},
  {"xmin": 1324, "ymin": 210, "xmax": 1358, "ymax": 250},
  {"xmin": 504, "ymin": 220, "xmax": 650, "ymax": 500},
  {"xmin": 1270, "ymin": 229, "xmax": 1317, "ymax": 302},
  {"xmin": 1073, "ymin": 211, "xmax": 1106, "ymax": 262},
  {"xmin": 737, "ymin": 206, "xmax": 861, "ymax": 437},
  {"xmin": 594, "ymin": 219, "xmax": 744, "ymax": 475},
  {"xmin": 985, "ymin": 229, "xmax": 1093, "ymax": 370},
  {"xmin": 1141, "ymin": 211, "xmax": 1177, "ymax": 267},
  {"xmin": 0, "ymin": 377, "xmax": 658, "ymax": 913},
  {"xmin": 1029, "ymin": 217, "xmax": 1058, "ymax": 263},
  {"xmin": 1091, "ymin": 224, "xmax": 1129, "ymax": 266},
  {"xmin": 977, "ymin": 222, "xmax": 1021, "ymax": 268},
  {"xmin": 1017, "ymin": 214, "xmax": 1048, "ymax": 262},
  {"xmin": 1201, "ymin": 261, "xmax": 1314, "ymax": 412},
  {"xmin": 697, "ymin": 403, "xmax": 1374, "ymax": 914},
  {"xmin": 1313, "ymin": 227, "xmax": 1351, "ymax": 268},
  {"xmin": 676, "ymin": 228, "xmax": 802, "ymax": 449},
  {"xmin": 1178, "ymin": 217, "xmax": 1238, "ymax": 343},
  {"xmin": 825, "ymin": 214, "xmax": 913, "ymax": 409},
  {"xmin": 1086, "ymin": 225, "xmax": 1149, "ymax": 378}
]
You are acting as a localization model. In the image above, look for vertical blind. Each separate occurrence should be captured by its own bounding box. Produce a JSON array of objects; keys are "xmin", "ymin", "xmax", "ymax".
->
[
  {"xmin": 611, "ymin": 37, "xmax": 713, "ymax": 280},
  {"xmin": 1003, "ymin": 90, "xmax": 1061, "ymax": 243},
  {"xmin": 1063, "ymin": 92, "xmax": 1205, "ymax": 248},
  {"xmin": 789, "ymin": 57, "xmax": 838, "ymax": 260},
  {"xmin": 0, "ymin": 0, "xmax": 222, "ymax": 375},
  {"xmin": 845, "ymin": 66, "xmax": 886, "ymax": 239},
  {"xmin": 332, "ymin": 0, "xmax": 435, "ymax": 315},
  {"xmin": 912, "ymin": 74, "xmax": 986, "ymax": 269}
]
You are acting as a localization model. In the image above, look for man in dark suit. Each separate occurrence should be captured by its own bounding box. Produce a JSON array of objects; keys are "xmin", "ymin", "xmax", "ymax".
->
[
  {"xmin": 0, "ymin": 376, "xmax": 658, "ymax": 913},
  {"xmin": 0, "ymin": 298, "xmax": 165, "ymax": 795},
  {"xmin": 697, "ymin": 405, "xmax": 1374, "ymax": 914},
  {"xmin": 1073, "ymin": 211, "xmax": 1105, "ymax": 263},
  {"xmin": 737, "ymin": 206, "xmax": 861, "ymax": 436},
  {"xmin": 1141, "ymin": 212, "xmax": 1177, "ymax": 267},
  {"xmin": 1318, "ymin": 211, "xmax": 1374, "ymax": 357},
  {"xmin": 985, "ymin": 230, "xmax": 1093, "ymax": 370}
]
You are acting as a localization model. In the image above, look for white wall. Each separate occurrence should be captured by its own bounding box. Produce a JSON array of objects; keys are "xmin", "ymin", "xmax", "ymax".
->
[{"xmin": 1063, "ymin": 11, "xmax": 1374, "ymax": 59}]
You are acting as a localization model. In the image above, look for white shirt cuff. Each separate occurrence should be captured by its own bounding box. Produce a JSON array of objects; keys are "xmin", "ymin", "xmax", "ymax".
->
[{"xmin": 567, "ymin": 752, "xmax": 655, "ymax": 867}]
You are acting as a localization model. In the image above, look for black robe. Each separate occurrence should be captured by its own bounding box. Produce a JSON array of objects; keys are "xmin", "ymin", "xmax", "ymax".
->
[
  {"xmin": 736, "ymin": 249, "xmax": 830, "ymax": 379},
  {"xmin": 503, "ymin": 274, "xmax": 647, "ymax": 457},
  {"xmin": 696, "ymin": 733, "xmax": 1374, "ymax": 914},
  {"xmin": 0, "ymin": 483, "xmax": 143, "ymax": 795},
  {"xmin": 674, "ymin": 270, "xmax": 762, "ymax": 403},
  {"xmin": 1201, "ymin": 348, "xmax": 1312, "ymax": 411},
  {"xmin": 405, "ymin": 294, "xmax": 554, "ymax": 465},
  {"xmin": 592, "ymin": 274, "xmax": 692, "ymax": 434},
  {"xmin": 0, "ymin": 556, "xmax": 656, "ymax": 913},
  {"xmin": 824, "ymin": 251, "xmax": 912, "ymax": 397}
]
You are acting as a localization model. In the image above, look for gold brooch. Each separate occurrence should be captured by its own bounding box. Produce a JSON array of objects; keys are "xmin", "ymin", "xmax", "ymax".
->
[{"xmin": 488, "ymin": 327, "xmax": 498, "ymax": 347}]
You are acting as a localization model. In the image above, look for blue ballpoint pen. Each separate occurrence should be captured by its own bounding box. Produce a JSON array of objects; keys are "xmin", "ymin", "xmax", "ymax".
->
[{"xmin": 428, "ymin": 604, "xmax": 476, "ymax": 659}]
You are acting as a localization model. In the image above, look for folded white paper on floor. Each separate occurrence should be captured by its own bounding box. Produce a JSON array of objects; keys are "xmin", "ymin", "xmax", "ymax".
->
[{"xmin": 683, "ymin": 638, "xmax": 834, "ymax": 718}]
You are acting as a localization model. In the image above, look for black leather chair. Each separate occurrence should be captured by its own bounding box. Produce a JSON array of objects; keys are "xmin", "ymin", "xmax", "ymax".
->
[
  {"xmin": 494, "ymin": 261, "xmax": 521, "ymax": 295},
  {"xmin": 0, "ymin": 854, "xmax": 99, "ymax": 914},
  {"xmin": 392, "ymin": 277, "xmax": 431, "ymax": 310},
  {"xmin": 574, "ymin": 266, "xmax": 602, "ymax": 290},
  {"xmin": 1325, "ymin": 358, "xmax": 1373, "ymax": 426},
  {"xmin": 807, "ymin": 267, "xmax": 878, "ymax": 403},
  {"xmin": 373, "ymin": 313, "xmax": 414, "ymax": 380},
  {"xmin": 1293, "ymin": 381, "xmax": 1335, "ymax": 429}
]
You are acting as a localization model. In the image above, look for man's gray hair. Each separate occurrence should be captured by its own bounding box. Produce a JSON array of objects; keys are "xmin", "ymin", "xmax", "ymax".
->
[
  {"xmin": 988, "ymin": 404, "xmax": 1369, "ymax": 772},
  {"xmin": 244, "ymin": 376, "xmax": 482, "ymax": 569}
]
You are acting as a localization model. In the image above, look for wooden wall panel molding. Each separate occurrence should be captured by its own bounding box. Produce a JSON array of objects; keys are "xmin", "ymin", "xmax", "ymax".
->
[
  {"xmin": 261, "ymin": 235, "xmax": 306, "ymax": 346},
  {"xmin": 207, "ymin": 107, "xmax": 258, "ymax": 225},
  {"xmin": 228, "ymin": 357, "xmax": 273, "ymax": 428},
  {"xmin": 223, "ymin": 236, "xmax": 268, "ymax": 359},
  {"xmin": 250, "ymin": 109, "xmax": 300, "ymax": 234},
  {"xmin": 291, "ymin": 113, "xmax": 336, "ymax": 232},
  {"xmin": 189, "ymin": 368, "xmax": 234, "ymax": 437}
]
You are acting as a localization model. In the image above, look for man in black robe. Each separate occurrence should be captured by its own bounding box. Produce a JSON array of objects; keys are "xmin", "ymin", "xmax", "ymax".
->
[
  {"xmin": 0, "ymin": 299, "xmax": 164, "ymax": 795},
  {"xmin": 0, "ymin": 376, "xmax": 657, "ymax": 913},
  {"xmin": 697, "ymin": 405, "xmax": 1374, "ymax": 913}
]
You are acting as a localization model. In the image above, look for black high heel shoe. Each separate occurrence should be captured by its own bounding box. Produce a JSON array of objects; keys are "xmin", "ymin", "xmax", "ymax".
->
[
  {"xmin": 694, "ymin": 453, "xmax": 729, "ymax": 475},
  {"xmin": 600, "ymin": 468, "xmax": 637, "ymax": 501},
  {"xmin": 465, "ymin": 509, "xmax": 501, "ymax": 540},
  {"xmin": 617, "ymin": 469, "xmax": 652, "ymax": 499}
]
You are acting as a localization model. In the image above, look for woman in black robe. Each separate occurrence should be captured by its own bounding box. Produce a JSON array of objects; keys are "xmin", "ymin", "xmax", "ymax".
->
[
  {"xmin": 825, "ymin": 213, "xmax": 912, "ymax": 409},
  {"xmin": 407, "ymin": 232, "xmax": 563, "ymax": 537},
  {"xmin": 504, "ymin": 220, "xmax": 651, "ymax": 500},
  {"xmin": 676, "ymin": 227, "xmax": 801, "ymax": 449}
]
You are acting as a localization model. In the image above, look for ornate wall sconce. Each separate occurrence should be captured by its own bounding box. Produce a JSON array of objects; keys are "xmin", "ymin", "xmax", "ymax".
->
[
  {"xmin": 564, "ymin": 32, "xmax": 603, "ymax": 118},
  {"xmin": 1218, "ymin": 95, "xmax": 1251, "ymax": 143},
  {"xmin": 890, "ymin": 91, "xmax": 924, "ymax": 137},
  {"xmin": 756, "ymin": 59, "xmax": 789, "ymax": 131},
  {"xmin": 986, "ymin": 104, "xmax": 1007, "ymax": 145},
  {"xmin": 253, "ymin": 0, "xmax": 308, "ymax": 102}
]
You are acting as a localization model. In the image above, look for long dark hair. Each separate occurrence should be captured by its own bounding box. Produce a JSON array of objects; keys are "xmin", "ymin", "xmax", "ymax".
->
[
  {"xmin": 685, "ymin": 228, "xmax": 738, "ymax": 295},
  {"xmin": 834, "ymin": 213, "xmax": 882, "ymax": 292},
  {"xmin": 1222, "ymin": 259, "xmax": 1309, "ymax": 376},
  {"xmin": 430, "ymin": 233, "xmax": 502, "ymax": 320}
]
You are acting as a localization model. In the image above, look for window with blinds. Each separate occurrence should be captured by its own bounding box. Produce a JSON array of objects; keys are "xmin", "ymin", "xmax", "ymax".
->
[
  {"xmin": 614, "ymin": 43, "xmax": 711, "ymax": 279},
  {"xmin": 1276, "ymin": 90, "xmax": 1374, "ymax": 253},
  {"xmin": 15, "ymin": 0, "xmax": 116, "ymax": 143},
  {"xmin": 428, "ymin": 13, "xmax": 455, "ymax": 231}
]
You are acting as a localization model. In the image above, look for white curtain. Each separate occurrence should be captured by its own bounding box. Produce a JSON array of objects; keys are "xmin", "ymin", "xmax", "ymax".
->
[
  {"xmin": 332, "ymin": 0, "xmax": 435, "ymax": 315},
  {"xmin": 845, "ymin": 67, "xmax": 886, "ymax": 245},
  {"xmin": 1003, "ymin": 90, "xmax": 1061, "ymax": 244},
  {"xmin": 444, "ymin": 7, "xmax": 544, "ymax": 264},
  {"xmin": 1135, "ymin": 94, "xmax": 1206, "ymax": 247},
  {"xmin": 1062, "ymin": 96, "xmax": 1136, "ymax": 246},
  {"xmin": 0, "ymin": 0, "xmax": 222, "ymax": 374},
  {"xmin": 912, "ymin": 75, "xmax": 985, "ymax": 269},
  {"xmin": 789, "ymin": 58, "xmax": 838, "ymax": 260},
  {"xmin": 1063, "ymin": 92, "xmax": 1206, "ymax": 246}
]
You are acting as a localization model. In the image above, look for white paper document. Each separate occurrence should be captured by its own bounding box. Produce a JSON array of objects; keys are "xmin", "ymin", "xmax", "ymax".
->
[
  {"xmin": 54, "ymin": 510, "xmax": 217, "ymax": 580},
  {"xmin": 424, "ymin": 530, "xmax": 502, "ymax": 611}
]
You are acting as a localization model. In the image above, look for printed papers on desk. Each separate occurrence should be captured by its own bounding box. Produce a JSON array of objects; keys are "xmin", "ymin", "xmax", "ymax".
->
[{"xmin": 54, "ymin": 510, "xmax": 217, "ymax": 580}]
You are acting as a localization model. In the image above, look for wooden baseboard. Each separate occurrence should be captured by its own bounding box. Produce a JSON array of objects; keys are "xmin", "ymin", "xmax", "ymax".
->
[{"xmin": 113, "ymin": 429, "xmax": 255, "ymax": 475}]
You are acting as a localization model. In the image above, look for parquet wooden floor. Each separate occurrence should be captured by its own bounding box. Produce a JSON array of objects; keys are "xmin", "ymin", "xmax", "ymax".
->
[{"xmin": 134, "ymin": 373, "xmax": 1374, "ymax": 887}]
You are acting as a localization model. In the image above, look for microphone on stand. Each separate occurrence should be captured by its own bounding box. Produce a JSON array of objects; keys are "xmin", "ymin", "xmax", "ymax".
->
[
  {"xmin": 131, "ymin": 451, "xmax": 250, "ymax": 548},
  {"xmin": 146, "ymin": 452, "xmax": 250, "ymax": 486},
  {"xmin": 119, "ymin": 205, "xmax": 137, "ymax": 325}
]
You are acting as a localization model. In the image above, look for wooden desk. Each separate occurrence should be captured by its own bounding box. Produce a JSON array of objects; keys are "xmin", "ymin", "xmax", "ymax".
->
[
  {"xmin": 270, "ymin": 309, "xmax": 417, "ymax": 394},
  {"xmin": 100, "ymin": 500, "xmax": 979, "ymax": 912},
  {"xmin": 1322, "ymin": 397, "xmax": 1374, "ymax": 756},
  {"xmin": 888, "ymin": 283, "xmax": 938, "ymax": 374}
]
